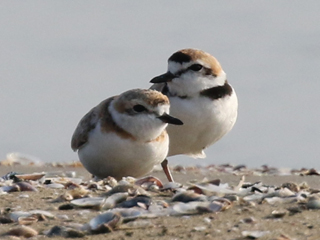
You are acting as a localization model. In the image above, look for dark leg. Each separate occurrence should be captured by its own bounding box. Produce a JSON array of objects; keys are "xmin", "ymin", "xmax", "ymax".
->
[{"xmin": 161, "ymin": 159, "xmax": 174, "ymax": 182}]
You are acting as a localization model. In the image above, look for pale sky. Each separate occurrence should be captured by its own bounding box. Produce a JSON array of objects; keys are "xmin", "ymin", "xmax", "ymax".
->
[{"xmin": 1, "ymin": 1, "xmax": 320, "ymax": 168}]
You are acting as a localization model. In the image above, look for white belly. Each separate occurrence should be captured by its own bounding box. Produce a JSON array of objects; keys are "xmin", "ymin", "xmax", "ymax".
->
[
  {"xmin": 167, "ymin": 92, "xmax": 238, "ymax": 158},
  {"xmin": 78, "ymin": 123, "xmax": 169, "ymax": 179}
]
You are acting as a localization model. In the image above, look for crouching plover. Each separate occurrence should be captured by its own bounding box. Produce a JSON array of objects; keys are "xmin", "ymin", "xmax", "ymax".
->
[
  {"xmin": 71, "ymin": 89, "xmax": 183, "ymax": 180},
  {"xmin": 150, "ymin": 48, "xmax": 238, "ymax": 181}
]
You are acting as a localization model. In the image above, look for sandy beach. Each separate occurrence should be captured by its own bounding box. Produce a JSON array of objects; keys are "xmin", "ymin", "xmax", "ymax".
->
[{"xmin": 1, "ymin": 164, "xmax": 320, "ymax": 240}]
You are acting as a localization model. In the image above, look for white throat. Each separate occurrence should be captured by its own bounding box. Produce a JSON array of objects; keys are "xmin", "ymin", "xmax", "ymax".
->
[
  {"xmin": 108, "ymin": 103, "xmax": 168, "ymax": 142},
  {"xmin": 168, "ymin": 71, "xmax": 227, "ymax": 97}
]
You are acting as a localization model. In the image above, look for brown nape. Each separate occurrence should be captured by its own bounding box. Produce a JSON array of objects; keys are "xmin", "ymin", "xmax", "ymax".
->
[{"xmin": 200, "ymin": 80, "xmax": 233, "ymax": 100}]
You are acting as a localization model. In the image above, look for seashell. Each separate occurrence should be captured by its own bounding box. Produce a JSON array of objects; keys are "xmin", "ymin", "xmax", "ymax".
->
[
  {"xmin": 281, "ymin": 182, "xmax": 299, "ymax": 192},
  {"xmin": 46, "ymin": 225, "xmax": 85, "ymax": 238},
  {"xmin": 103, "ymin": 176, "xmax": 118, "ymax": 187},
  {"xmin": 18, "ymin": 216, "xmax": 38, "ymax": 225},
  {"xmin": 306, "ymin": 196, "xmax": 320, "ymax": 209},
  {"xmin": 89, "ymin": 212, "xmax": 122, "ymax": 233},
  {"xmin": 9, "ymin": 211, "xmax": 32, "ymax": 222},
  {"xmin": 2, "ymin": 184, "xmax": 20, "ymax": 192},
  {"xmin": 70, "ymin": 197, "xmax": 105, "ymax": 208},
  {"xmin": 0, "ymin": 216, "xmax": 13, "ymax": 224},
  {"xmin": 115, "ymin": 208, "xmax": 147, "ymax": 221},
  {"xmin": 54, "ymin": 192, "xmax": 74, "ymax": 202},
  {"xmin": 120, "ymin": 176, "xmax": 136, "ymax": 185},
  {"xmin": 29, "ymin": 210, "xmax": 55, "ymax": 219},
  {"xmin": 170, "ymin": 201, "xmax": 211, "ymax": 215},
  {"xmin": 45, "ymin": 183, "xmax": 65, "ymax": 189},
  {"xmin": 271, "ymin": 210, "xmax": 287, "ymax": 218},
  {"xmin": 242, "ymin": 193, "xmax": 264, "ymax": 202},
  {"xmin": 6, "ymin": 225, "xmax": 38, "ymax": 238},
  {"xmin": 161, "ymin": 182, "xmax": 183, "ymax": 191},
  {"xmin": 135, "ymin": 176, "xmax": 163, "ymax": 189},
  {"xmin": 15, "ymin": 182, "xmax": 38, "ymax": 192},
  {"xmin": 192, "ymin": 183, "xmax": 236, "ymax": 195},
  {"xmin": 101, "ymin": 192, "xmax": 128, "ymax": 210},
  {"xmin": 299, "ymin": 182, "xmax": 309, "ymax": 190},
  {"xmin": 68, "ymin": 187, "xmax": 89, "ymax": 199},
  {"xmin": 242, "ymin": 230, "xmax": 270, "ymax": 238},
  {"xmin": 103, "ymin": 184, "xmax": 135, "ymax": 197},
  {"xmin": 171, "ymin": 191, "xmax": 207, "ymax": 203},
  {"xmin": 116, "ymin": 195, "xmax": 151, "ymax": 209},
  {"xmin": 15, "ymin": 173, "xmax": 45, "ymax": 181}
]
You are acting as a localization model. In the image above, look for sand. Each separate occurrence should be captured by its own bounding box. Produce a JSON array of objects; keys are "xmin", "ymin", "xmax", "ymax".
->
[{"xmin": 1, "ymin": 165, "xmax": 320, "ymax": 240}]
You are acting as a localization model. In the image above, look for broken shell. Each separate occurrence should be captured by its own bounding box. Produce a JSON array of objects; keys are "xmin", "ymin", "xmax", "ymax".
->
[
  {"xmin": 45, "ymin": 183, "xmax": 65, "ymax": 189},
  {"xmin": 242, "ymin": 230, "xmax": 270, "ymax": 238},
  {"xmin": 70, "ymin": 197, "xmax": 105, "ymax": 208},
  {"xmin": 89, "ymin": 212, "xmax": 122, "ymax": 233},
  {"xmin": 171, "ymin": 201, "xmax": 211, "ymax": 215},
  {"xmin": 103, "ymin": 184, "xmax": 135, "ymax": 197},
  {"xmin": 6, "ymin": 225, "xmax": 38, "ymax": 238},
  {"xmin": 271, "ymin": 210, "xmax": 287, "ymax": 218},
  {"xmin": 101, "ymin": 192, "xmax": 128, "ymax": 210},
  {"xmin": 161, "ymin": 182, "xmax": 183, "ymax": 191},
  {"xmin": 46, "ymin": 226, "xmax": 85, "ymax": 238},
  {"xmin": 103, "ymin": 176, "xmax": 118, "ymax": 187},
  {"xmin": 171, "ymin": 191, "xmax": 207, "ymax": 203},
  {"xmin": 116, "ymin": 195, "xmax": 151, "ymax": 209},
  {"xmin": 306, "ymin": 196, "xmax": 320, "ymax": 209},
  {"xmin": 135, "ymin": 176, "xmax": 163, "ymax": 189},
  {"xmin": 192, "ymin": 183, "xmax": 236, "ymax": 195},
  {"xmin": 68, "ymin": 187, "xmax": 89, "ymax": 199},
  {"xmin": 18, "ymin": 216, "xmax": 38, "ymax": 225},
  {"xmin": 281, "ymin": 182, "xmax": 299, "ymax": 192}
]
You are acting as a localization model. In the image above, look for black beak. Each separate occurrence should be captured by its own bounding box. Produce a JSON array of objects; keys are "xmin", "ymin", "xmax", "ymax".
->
[
  {"xmin": 158, "ymin": 113, "xmax": 183, "ymax": 125},
  {"xmin": 150, "ymin": 71, "xmax": 176, "ymax": 83}
]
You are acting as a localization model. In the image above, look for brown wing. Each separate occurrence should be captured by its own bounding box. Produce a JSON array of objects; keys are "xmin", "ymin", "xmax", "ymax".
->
[{"xmin": 71, "ymin": 106, "xmax": 100, "ymax": 151}]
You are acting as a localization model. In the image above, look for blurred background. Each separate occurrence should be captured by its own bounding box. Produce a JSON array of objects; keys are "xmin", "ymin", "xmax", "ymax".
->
[{"xmin": 1, "ymin": 1, "xmax": 319, "ymax": 168}]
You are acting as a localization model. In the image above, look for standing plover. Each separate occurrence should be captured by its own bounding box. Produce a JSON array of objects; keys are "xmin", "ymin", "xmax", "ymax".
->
[{"xmin": 150, "ymin": 49, "xmax": 238, "ymax": 181}]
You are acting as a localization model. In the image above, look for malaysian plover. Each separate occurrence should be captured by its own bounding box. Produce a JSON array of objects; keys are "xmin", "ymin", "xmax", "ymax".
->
[
  {"xmin": 71, "ymin": 89, "xmax": 183, "ymax": 180},
  {"xmin": 150, "ymin": 48, "xmax": 238, "ymax": 181}
]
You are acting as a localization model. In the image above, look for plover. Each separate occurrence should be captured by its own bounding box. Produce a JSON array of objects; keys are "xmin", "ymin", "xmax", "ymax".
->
[{"xmin": 71, "ymin": 89, "xmax": 183, "ymax": 180}]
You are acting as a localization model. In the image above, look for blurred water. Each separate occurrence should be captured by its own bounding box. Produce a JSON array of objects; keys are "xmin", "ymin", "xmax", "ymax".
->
[{"xmin": 1, "ymin": 1, "xmax": 320, "ymax": 168}]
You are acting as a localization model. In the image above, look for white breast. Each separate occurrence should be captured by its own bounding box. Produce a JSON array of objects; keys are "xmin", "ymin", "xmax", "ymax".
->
[
  {"xmin": 167, "ymin": 91, "xmax": 238, "ymax": 158},
  {"xmin": 78, "ymin": 122, "xmax": 169, "ymax": 179}
]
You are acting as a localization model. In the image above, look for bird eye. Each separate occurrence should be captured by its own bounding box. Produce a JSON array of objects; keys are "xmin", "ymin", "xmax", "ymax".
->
[
  {"xmin": 133, "ymin": 104, "xmax": 147, "ymax": 112},
  {"xmin": 189, "ymin": 64, "xmax": 203, "ymax": 71}
]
